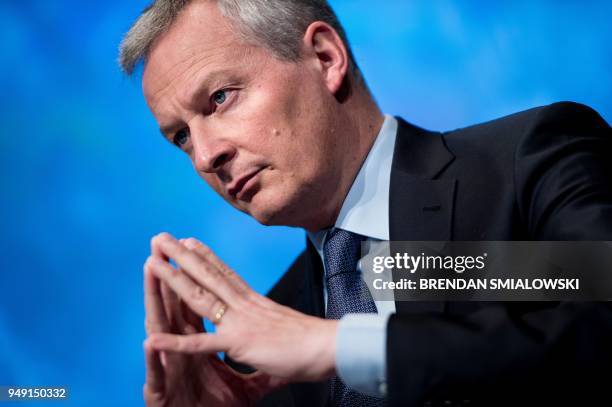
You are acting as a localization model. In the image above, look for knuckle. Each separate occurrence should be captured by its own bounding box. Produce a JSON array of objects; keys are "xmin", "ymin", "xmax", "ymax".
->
[
  {"xmin": 199, "ymin": 243, "xmax": 213, "ymax": 256},
  {"xmin": 207, "ymin": 266, "xmax": 222, "ymax": 282},
  {"xmin": 188, "ymin": 286, "xmax": 210, "ymax": 306},
  {"xmin": 176, "ymin": 337, "xmax": 189, "ymax": 352},
  {"xmin": 192, "ymin": 261, "xmax": 213, "ymax": 282},
  {"xmin": 175, "ymin": 243, "xmax": 188, "ymax": 255},
  {"xmin": 185, "ymin": 336, "xmax": 198, "ymax": 352},
  {"xmin": 165, "ymin": 263, "xmax": 178, "ymax": 277},
  {"xmin": 184, "ymin": 237, "xmax": 200, "ymax": 249},
  {"xmin": 235, "ymin": 293, "xmax": 252, "ymax": 309},
  {"xmin": 244, "ymin": 289, "xmax": 259, "ymax": 302}
]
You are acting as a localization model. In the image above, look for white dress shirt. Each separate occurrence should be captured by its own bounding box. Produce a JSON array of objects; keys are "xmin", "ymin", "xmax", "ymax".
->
[{"xmin": 307, "ymin": 114, "xmax": 398, "ymax": 397}]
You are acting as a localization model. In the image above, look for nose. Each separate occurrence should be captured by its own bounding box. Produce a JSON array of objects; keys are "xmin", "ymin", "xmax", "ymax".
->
[{"xmin": 191, "ymin": 131, "xmax": 237, "ymax": 174}]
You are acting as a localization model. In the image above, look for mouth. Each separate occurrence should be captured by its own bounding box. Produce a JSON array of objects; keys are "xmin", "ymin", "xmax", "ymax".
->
[{"xmin": 227, "ymin": 167, "xmax": 265, "ymax": 200}]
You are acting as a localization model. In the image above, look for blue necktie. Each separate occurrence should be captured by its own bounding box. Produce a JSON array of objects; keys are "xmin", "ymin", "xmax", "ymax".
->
[{"xmin": 324, "ymin": 228, "xmax": 386, "ymax": 406}]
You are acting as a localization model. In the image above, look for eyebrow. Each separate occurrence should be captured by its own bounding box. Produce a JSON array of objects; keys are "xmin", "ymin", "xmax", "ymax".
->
[{"xmin": 157, "ymin": 69, "xmax": 235, "ymax": 140}]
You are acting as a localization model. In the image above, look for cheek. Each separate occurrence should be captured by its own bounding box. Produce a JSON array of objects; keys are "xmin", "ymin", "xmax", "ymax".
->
[{"xmin": 229, "ymin": 67, "xmax": 308, "ymax": 146}]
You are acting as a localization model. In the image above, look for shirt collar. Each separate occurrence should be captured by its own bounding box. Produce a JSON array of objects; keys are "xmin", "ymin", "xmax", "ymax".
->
[{"xmin": 308, "ymin": 114, "xmax": 398, "ymax": 252}]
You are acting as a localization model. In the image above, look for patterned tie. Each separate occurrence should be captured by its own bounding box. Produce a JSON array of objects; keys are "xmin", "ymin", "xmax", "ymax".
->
[{"xmin": 324, "ymin": 228, "xmax": 386, "ymax": 406}]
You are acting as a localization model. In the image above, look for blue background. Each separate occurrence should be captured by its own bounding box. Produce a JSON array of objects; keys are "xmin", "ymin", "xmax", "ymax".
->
[{"xmin": 1, "ymin": 0, "xmax": 610, "ymax": 405}]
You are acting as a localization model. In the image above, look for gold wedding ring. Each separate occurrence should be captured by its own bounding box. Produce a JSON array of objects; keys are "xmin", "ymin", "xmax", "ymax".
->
[{"xmin": 212, "ymin": 303, "xmax": 227, "ymax": 325}]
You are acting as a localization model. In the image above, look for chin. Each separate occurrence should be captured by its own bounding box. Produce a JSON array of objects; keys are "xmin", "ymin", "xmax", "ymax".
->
[
  {"xmin": 249, "ymin": 203, "xmax": 291, "ymax": 227},
  {"xmin": 246, "ymin": 189, "xmax": 304, "ymax": 228}
]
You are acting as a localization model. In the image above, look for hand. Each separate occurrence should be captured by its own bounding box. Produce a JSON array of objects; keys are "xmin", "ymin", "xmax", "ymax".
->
[
  {"xmin": 142, "ymin": 239, "xmax": 289, "ymax": 407},
  {"xmin": 142, "ymin": 234, "xmax": 338, "ymax": 405},
  {"xmin": 144, "ymin": 233, "xmax": 338, "ymax": 390}
]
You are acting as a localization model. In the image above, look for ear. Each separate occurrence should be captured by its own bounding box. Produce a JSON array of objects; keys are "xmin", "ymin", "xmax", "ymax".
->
[{"xmin": 302, "ymin": 21, "xmax": 349, "ymax": 95}]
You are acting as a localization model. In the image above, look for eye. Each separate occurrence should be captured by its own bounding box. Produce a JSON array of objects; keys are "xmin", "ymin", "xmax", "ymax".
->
[
  {"xmin": 173, "ymin": 128, "xmax": 190, "ymax": 147},
  {"xmin": 212, "ymin": 89, "xmax": 227, "ymax": 106}
]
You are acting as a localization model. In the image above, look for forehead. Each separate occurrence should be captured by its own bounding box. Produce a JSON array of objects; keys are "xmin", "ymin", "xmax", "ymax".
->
[{"xmin": 142, "ymin": 1, "xmax": 253, "ymax": 102}]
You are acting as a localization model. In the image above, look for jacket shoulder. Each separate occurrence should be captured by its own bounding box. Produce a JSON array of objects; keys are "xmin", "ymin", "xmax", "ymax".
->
[
  {"xmin": 444, "ymin": 101, "xmax": 608, "ymax": 142},
  {"xmin": 526, "ymin": 101, "xmax": 609, "ymax": 129},
  {"xmin": 439, "ymin": 101, "xmax": 609, "ymax": 169}
]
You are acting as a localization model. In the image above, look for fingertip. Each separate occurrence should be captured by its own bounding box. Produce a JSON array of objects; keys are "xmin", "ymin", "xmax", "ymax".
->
[
  {"xmin": 143, "ymin": 255, "xmax": 154, "ymax": 271},
  {"xmin": 151, "ymin": 232, "xmax": 173, "ymax": 248},
  {"xmin": 143, "ymin": 262, "xmax": 156, "ymax": 282},
  {"xmin": 143, "ymin": 338, "xmax": 154, "ymax": 353},
  {"xmin": 146, "ymin": 258, "xmax": 169, "ymax": 280},
  {"xmin": 151, "ymin": 234, "xmax": 163, "ymax": 258},
  {"xmin": 143, "ymin": 263, "xmax": 155, "ymax": 285},
  {"xmin": 159, "ymin": 232, "xmax": 175, "ymax": 243}
]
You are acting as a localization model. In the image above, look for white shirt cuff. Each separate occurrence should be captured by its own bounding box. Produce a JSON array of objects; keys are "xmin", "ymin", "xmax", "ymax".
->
[{"xmin": 335, "ymin": 313, "xmax": 391, "ymax": 397}]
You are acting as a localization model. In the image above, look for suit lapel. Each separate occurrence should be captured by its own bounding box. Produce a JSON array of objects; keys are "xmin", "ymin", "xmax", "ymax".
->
[
  {"xmin": 389, "ymin": 117, "xmax": 456, "ymax": 315},
  {"xmin": 288, "ymin": 240, "xmax": 329, "ymax": 406},
  {"xmin": 297, "ymin": 239, "xmax": 326, "ymax": 318}
]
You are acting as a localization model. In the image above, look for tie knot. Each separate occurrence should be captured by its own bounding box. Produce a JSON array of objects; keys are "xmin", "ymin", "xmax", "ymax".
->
[{"xmin": 323, "ymin": 228, "xmax": 365, "ymax": 280}]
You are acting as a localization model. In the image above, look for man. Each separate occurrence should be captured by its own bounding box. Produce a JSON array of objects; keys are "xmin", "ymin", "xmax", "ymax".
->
[{"xmin": 119, "ymin": 1, "xmax": 612, "ymax": 406}]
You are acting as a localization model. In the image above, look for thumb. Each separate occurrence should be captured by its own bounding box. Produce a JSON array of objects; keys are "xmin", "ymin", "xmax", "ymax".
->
[{"xmin": 149, "ymin": 332, "xmax": 228, "ymax": 354}]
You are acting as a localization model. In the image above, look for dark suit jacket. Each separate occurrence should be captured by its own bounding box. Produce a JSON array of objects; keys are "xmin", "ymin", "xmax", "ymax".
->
[{"xmin": 254, "ymin": 102, "xmax": 612, "ymax": 407}]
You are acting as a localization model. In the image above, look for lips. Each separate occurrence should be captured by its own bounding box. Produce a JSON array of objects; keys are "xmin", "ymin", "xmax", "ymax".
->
[{"xmin": 227, "ymin": 167, "xmax": 264, "ymax": 199}]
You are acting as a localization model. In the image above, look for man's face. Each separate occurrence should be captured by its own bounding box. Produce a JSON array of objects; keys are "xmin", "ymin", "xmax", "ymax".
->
[{"xmin": 142, "ymin": 1, "xmax": 347, "ymax": 229}]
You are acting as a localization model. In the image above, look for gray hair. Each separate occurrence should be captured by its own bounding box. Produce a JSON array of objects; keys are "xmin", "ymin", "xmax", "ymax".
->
[{"xmin": 118, "ymin": 0, "xmax": 360, "ymax": 78}]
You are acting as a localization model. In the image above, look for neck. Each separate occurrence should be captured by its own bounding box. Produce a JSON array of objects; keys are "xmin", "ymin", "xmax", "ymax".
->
[{"xmin": 305, "ymin": 87, "xmax": 384, "ymax": 232}]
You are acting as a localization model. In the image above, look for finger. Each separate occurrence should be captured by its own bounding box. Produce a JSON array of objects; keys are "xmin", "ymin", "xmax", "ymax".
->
[
  {"xmin": 149, "ymin": 332, "xmax": 228, "ymax": 354},
  {"xmin": 144, "ymin": 261, "xmax": 170, "ymax": 335},
  {"xmin": 153, "ymin": 233, "xmax": 239, "ymax": 306},
  {"xmin": 167, "ymin": 239, "xmax": 204, "ymax": 333},
  {"xmin": 184, "ymin": 237, "xmax": 278, "ymax": 311},
  {"xmin": 151, "ymin": 234, "xmax": 169, "ymax": 261},
  {"xmin": 146, "ymin": 255, "xmax": 225, "ymax": 323},
  {"xmin": 183, "ymin": 238, "xmax": 249, "ymax": 292},
  {"xmin": 143, "ymin": 340, "xmax": 165, "ymax": 397},
  {"xmin": 180, "ymin": 238, "xmax": 297, "ymax": 317},
  {"xmin": 160, "ymin": 279, "xmax": 186, "ymax": 332},
  {"xmin": 182, "ymin": 300, "xmax": 205, "ymax": 333},
  {"xmin": 161, "ymin": 280, "xmax": 204, "ymax": 334}
]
